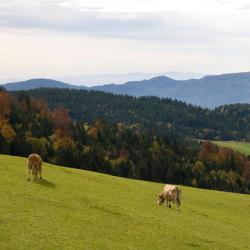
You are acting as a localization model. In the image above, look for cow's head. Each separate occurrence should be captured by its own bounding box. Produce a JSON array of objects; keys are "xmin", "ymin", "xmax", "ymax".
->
[{"xmin": 157, "ymin": 193, "xmax": 164, "ymax": 205}]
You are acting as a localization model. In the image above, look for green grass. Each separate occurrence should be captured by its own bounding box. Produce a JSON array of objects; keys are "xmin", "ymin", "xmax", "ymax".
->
[
  {"xmin": 213, "ymin": 141, "xmax": 250, "ymax": 156},
  {"xmin": 0, "ymin": 155, "xmax": 250, "ymax": 250}
]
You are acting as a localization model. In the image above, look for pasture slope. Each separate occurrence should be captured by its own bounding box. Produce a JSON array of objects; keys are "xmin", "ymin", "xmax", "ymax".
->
[
  {"xmin": 0, "ymin": 155, "xmax": 249, "ymax": 250},
  {"xmin": 213, "ymin": 141, "xmax": 250, "ymax": 156}
]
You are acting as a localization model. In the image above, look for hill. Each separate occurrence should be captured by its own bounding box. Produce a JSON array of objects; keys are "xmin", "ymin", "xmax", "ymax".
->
[
  {"xmin": 213, "ymin": 141, "xmax": 250, "ymax": 156},
  {"xmin": 93, "ymin": 72, "xmax": 250, "ymax": 108},
  {"xmin": 56, "ymin": 72, "xmax": 205, "ymax": 85},
  {"xmin": 12, "ymin": 88, "xmax": 250, "ymax": 141},
  {"xmin": 0, "ymin": 154, "xmax": 249, "ymax": 249},
  {"xmin": 2, "ymin": 72, "xmax": 250, "ymax": 108},
  {"xmin": 2, "ymin": 89, "xmax": 250, "ymax": 194},
  {"xmin": 2, "ymin": 79, "xmax": 87, "ymax": 91}
]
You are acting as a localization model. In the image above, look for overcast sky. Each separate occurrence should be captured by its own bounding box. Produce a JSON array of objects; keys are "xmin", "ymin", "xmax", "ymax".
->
[{"xmin": 0, "ymin": 0, "xmax": 250, "ymax": 80}]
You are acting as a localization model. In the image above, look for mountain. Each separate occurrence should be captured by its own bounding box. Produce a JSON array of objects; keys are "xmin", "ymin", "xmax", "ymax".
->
[
  {"xmin": 93, "ymin": 76, "xmax": 177, "ymax": 96},
  {"xmin": 2, "ymin": 78, "xmax": 87, "ymax": 91},
  {"xmin": 93, "ymin": 72, "xmax": 250, "ymax": 108},
  {"xmin": 2, "ymin": 72, "xmax": 250, "ymax": 108},
  {"xmin": 55, "ymin": 72, "xmax": 205, "ymax": 86}
]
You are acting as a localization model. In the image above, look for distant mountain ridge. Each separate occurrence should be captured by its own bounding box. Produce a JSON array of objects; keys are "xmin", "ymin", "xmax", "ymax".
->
[
  {"xmin": 2, "ymin": 72, "xmax": 250, "ymax": 108},
  {"xmin": 55, "ymin": 72, "xmax": 205, "ymax": 85},
  {"xmin": 93, "ymin": 72, "xmax": 250, "ymax": 108},
  {"xmin": 2, "ymin": 79, "xmax": 86, "ymax": 91}
]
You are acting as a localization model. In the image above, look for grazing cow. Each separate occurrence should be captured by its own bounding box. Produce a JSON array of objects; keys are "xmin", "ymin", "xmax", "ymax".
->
[
  {"xmin": 27, "ymin": 154, "xmax": 42, "ymax": 181},
  {"xmin": 157, "ymin": 184, "xmax": 181, "ymax": 211}
]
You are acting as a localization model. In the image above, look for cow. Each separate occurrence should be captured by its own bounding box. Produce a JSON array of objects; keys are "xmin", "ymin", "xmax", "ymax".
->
[
  {"xmin": 157, "ymin": 184, "xmax": 181, "ymax": 211},
  {"xmin": 27, "ymin": 154, "xmax": 42, "ymax": 181}
]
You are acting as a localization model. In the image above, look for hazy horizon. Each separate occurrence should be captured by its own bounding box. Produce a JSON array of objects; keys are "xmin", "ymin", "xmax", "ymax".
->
[
  {"xmin": 0, "ymin": 71, "xmax": 208, "ymax": 86},
  {"xmin": 1, "ymin": 0, "xmax": 250, "ymax": 80},
  {"xmin": 2, "ymin": 70, "xmax": 250, "ymax": 87}
]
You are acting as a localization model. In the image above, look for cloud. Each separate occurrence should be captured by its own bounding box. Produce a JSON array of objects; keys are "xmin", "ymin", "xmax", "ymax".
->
[
  {"xmin": 0, "ymin": 1, "xmax": 222, "ymax": 43},
  {"xmin": 1, "ymin": 0, "xmax": 250, "ymax": 79},
  {"xmin": 0, "ymin": 1, "xmax": 249, "ymax": 45},
  {"xmin": 214, "ymin": 0, "xmax": 232, "ymax": 4},
  {"xmin": 240, "ymin": 4, "xmax": 250, "ymax": 10}
]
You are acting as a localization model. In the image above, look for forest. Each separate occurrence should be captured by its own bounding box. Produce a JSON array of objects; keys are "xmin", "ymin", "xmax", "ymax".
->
[
  {"xmin": 12, "ymin": 88, "xmax": 250, "ymax": 141},
  {"xmin": 0, "ymin": 88, "xmax": 249, "ymax": 193}
]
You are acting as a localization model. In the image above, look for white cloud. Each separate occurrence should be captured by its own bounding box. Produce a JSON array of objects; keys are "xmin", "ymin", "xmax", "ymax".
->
[
  {"xmin": 0, "ymin": 0, "xmax": 247, "ymax": 42},
  {"xmin": 0, "ymin": 3, "xmax": 213, "ymax": 42},
  {"xmin": 0, "ymin": 0, "xmax": 249, "ymax": 40}
]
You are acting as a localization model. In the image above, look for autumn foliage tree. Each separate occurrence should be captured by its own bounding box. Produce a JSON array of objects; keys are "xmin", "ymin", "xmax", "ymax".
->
[
  {"xmin": 0, "ymin": 91, "xmax": 12, "ymax": 118},
  {"xmin": 0, "ymin": 90, "xmax": 16, "ymax": 152},
  {"xmin": 52, "ymin": 106, "xmax": 71, "ymax": 135}
]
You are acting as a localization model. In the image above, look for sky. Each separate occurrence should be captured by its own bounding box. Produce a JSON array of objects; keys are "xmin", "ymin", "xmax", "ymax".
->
[{"xmin": 0, "ymin": 0, "xmax": 250, "ymax": 81}]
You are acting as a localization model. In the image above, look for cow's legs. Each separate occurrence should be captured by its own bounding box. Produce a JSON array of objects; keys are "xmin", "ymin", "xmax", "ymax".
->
[
  {"xmin": 176, "ymin": 201, "xmax": 180, "ymax": 211},
  {"xmin": 28, "ymin": 168, "xmax": 31, "ymax": 181},
  {"xmin": 32, "ymin": 168, "xmax": 36, "ymax": 181},
  {"xmin": 39, "ymin": 170, "xmax": 42, "ymax": 180},
  {"xmin": 165, "ymin": 199, "xmax": 171, "ymax": 208},
  {"xmin": 167, "ymin": 197, "xmax": 171, "ymax": 208},
  {"xmin": 35, "ymin": 170, "xmax": 39, "ymax": 181},
  {"xmin": 175, "ymin": 199, "xmax": 180, "ymax": 211},
  {"xmin": 165, "ymin": 200, "xmax": 168, "ymax": 207}
]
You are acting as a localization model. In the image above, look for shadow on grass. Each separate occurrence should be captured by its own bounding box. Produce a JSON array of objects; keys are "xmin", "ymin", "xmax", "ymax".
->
[{"xmin": 37, "ymin": 178, "xmax": 56, "ymax": 188}]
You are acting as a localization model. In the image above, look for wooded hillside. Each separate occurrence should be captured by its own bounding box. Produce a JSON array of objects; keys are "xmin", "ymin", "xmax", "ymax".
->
[
  {"xmin": 0, "ymin": 88, "xmax": 249, "ymax": 193},
  {"xmin": 12, "ymin": 88, "xmax": 250, "ymax": 141}
]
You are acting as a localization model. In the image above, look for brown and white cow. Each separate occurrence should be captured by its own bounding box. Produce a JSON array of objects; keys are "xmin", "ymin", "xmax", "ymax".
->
[
  {"xmin": 27, "ymin": 154, "xmax": 42, "ymax": 181},
  {"xmin": 157, "ymin": 184, "xmax": 181, "ymax": 211}
]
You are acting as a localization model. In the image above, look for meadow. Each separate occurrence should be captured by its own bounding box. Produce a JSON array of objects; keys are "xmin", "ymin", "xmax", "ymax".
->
[
  {"xmin": 213, "ymin": 141, "xmax": 250, "ymax": 156},
  {"xmin": 0, "ymin": 154, "xmax": 249, "ymax": 250}
]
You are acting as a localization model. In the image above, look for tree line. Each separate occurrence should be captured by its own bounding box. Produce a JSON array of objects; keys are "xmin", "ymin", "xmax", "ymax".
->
[{"xmin": 12, "ymin": 88, "xmax": 250, "ymax": 141}]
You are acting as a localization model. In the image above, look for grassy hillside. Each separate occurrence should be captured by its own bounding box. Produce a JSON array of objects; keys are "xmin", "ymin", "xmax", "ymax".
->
[
  {"xmin": 0, "ymin": 155, "xmax": 249, "ymax": 250},
  {"xmin": 213, "ymin": 141, "xmax": 250, "ymax": 156}
]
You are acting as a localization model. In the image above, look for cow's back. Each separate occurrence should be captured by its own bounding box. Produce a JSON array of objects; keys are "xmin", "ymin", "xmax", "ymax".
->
[
  {"xmin": 163, "ymin": 185, "xmax": 178, "ymax": 200},
  {"xmin": 163, "ymin": 184, "xmax": 177, "ymax": 193},
  {"xmin": 27, "ymin": 154, "xmax": 42, "ymax": 170}
]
